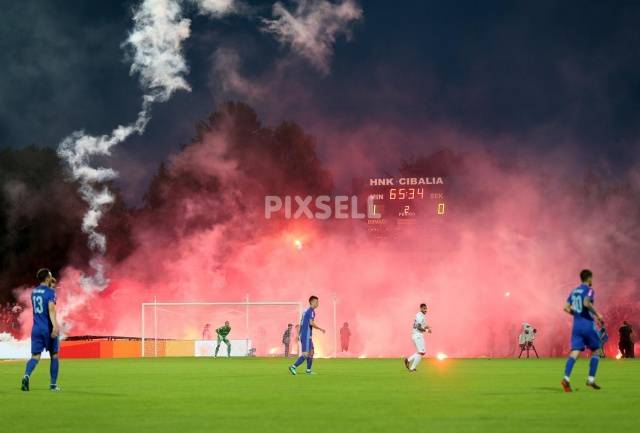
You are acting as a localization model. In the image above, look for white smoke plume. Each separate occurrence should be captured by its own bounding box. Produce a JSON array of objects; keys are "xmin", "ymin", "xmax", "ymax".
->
[
  {"xmin": 126, "ymin": 0, "xmax": 193, "ymax": 101},
  {"xmin": 195, "ymin": 0, "xmax": 237, "ymax": 16},
  {"xmin": 262, "ymin": 0, "xmax": 362, "ymax": 74},
  {"xmin": 57, "ymin": 0, "xmax": 235, "ymax": 290}
]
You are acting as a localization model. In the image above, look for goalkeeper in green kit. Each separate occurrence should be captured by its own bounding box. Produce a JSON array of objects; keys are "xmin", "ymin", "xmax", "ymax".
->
[{"xmin": 215, "ymin": 321, "xmax": 232, "ymax": 357}]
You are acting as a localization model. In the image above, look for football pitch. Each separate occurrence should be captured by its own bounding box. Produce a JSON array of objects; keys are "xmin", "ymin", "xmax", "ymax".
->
[{"xmin": 1, "ymin": 357, "xmax": 639, "ymax": 433}]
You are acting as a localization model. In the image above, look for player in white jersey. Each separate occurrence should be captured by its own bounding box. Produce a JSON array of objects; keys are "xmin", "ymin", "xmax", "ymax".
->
[{"xmin": 404, "ymin": 303, "xmax": 431, "ymax": 372}]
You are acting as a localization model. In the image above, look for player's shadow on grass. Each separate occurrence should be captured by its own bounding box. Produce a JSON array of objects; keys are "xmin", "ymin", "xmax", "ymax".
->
[
  {"xmin": 480, "ymin": 387, "xmax": 561, "ymax": 395},
  {"xmin": 532, "ymin": 387, "xmax": 565, "ymax": 392},
  {"xmin": 55, "ymin": 389, "xmax": 125, "ymax": 397},
  {"xmin": 0, "ymin": 389, "xmax": 122, "ymax": 397}
]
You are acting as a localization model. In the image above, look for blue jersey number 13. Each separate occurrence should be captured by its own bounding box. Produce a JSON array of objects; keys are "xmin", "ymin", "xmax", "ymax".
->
[{"xmin": 33, "ymin": 296, "xmax": 44, "ymax": 314}]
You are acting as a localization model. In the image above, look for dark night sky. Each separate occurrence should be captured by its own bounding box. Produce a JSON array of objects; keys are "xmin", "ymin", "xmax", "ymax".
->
[{"xmin": 2, "ymin": 0, "xmax": 640, "ymax": 200}]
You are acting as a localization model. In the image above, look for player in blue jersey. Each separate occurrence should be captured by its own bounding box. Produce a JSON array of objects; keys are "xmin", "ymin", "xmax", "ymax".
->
[
  {"xmin": 560, "ymin": 269, "xmax": 604, "ymax": 392},
  {"xmin": 21, "ymin": 268, "xmax": 61, "ymax": 392},
  {"xmin": 289, "ymin": 296, "xmax": 325, "ymax": 375}
]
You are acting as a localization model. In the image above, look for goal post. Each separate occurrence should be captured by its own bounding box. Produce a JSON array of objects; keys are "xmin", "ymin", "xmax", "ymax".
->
[{"xmin": 140, "ymin": 300, "xmax": 303, "ymax": 357}]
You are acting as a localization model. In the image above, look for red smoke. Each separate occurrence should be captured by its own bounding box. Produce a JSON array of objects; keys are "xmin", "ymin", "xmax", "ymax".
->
[{"xmin": 19, "ymin": 103, "xmax": 640, "ymax": 358}]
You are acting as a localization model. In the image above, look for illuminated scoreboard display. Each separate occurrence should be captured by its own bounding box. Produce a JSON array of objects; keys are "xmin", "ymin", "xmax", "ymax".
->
[{"xmin": 364, "ymin": 176, "xmax": 446, "ymax": 235}]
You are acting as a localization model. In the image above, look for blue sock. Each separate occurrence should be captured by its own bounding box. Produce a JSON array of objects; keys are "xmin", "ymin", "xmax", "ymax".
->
[
  {"xmin": 564, "ymin": 356, "xmax": 576, "ymax": 379},
  {"xmin": 50, "ymin": 358, "xmax": 59, "ymax": 385},
  {"xmin": 589, "ymin": 355, "xmax": 599, "ymax": 378},
  {"xmin": 293, "ymin": 356, "xmax": 306, "ymax": 368},
  {"xmin": 24, "ymin": 358, "xmax": 38, "ymax": 377},
  {"xmin": 306, "ymin": 356, "xmax": 314, "ymax": 371}
]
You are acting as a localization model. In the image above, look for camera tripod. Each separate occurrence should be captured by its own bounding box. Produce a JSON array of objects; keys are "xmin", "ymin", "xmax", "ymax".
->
[{"xmin": 518, "ymin": 341, "xmax": 539, "ymax": 358}]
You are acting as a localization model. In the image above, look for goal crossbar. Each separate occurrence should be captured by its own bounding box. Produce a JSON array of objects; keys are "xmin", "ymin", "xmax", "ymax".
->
[{"xmin": 142, "ymin": 302, "xmax": 301, "ymax": 306}]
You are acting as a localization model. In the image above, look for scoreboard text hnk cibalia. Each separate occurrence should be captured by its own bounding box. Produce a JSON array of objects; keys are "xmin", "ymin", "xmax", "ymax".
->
[{"xmin": 366, "ymin": 176, "xmax": 446, "ymax": 233}]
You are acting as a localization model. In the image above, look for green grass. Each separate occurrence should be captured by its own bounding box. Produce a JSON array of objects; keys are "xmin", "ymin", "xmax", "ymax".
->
[{"xmin": 1, "ymin": 357, "xmax": 639, "ymax": 432}]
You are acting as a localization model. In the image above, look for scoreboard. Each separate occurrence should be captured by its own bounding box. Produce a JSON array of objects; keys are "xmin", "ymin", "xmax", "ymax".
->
[{"xmin": 360, "ymin": 176, "xmax": 446, "ymax": 235}]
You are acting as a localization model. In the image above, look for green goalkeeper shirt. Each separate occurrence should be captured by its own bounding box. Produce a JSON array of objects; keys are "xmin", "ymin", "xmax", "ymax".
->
[{"xmin": 216, "ymin": 325, "xmax": 231, "ymax": 338}]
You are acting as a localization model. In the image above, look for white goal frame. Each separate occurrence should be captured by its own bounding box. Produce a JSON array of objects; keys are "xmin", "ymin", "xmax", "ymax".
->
[{"xmin": 141, "ymin": 298, "xmax": 303, "ymax": 357}]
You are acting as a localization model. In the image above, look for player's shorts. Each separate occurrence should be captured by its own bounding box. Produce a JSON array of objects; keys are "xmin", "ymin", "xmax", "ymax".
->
[
  {"xmin": 31, "ymin": 330, "xmax": 59, "ymax": 355},
  {"xmin": 217, "ymin": 336, "xmax": 230, "ymax": 344},
  {"xmin": 300, "ymin": 333, "xmax": 314, "ymax": 353},
  {"xmin": 571, "ymin": 320, "xmax": 601, "ymax": 351},
  {"xmin": 412, "ymin": 333, "xmax": 426, "ymax": 354}
]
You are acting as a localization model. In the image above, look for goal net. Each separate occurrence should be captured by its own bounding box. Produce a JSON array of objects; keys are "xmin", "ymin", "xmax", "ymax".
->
[{"xmin": 141, "ymin": 300, "xmax": 302, "ymax": 357}]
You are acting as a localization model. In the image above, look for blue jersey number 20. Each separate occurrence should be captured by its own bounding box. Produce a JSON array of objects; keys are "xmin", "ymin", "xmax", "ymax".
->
[
  {"xmin": 33, "ymin": 296, "xmax": 44, "ymax": 314},
  {"xmin": 570, "ymin": 294, "xmax": 583, "ymax": 313}
]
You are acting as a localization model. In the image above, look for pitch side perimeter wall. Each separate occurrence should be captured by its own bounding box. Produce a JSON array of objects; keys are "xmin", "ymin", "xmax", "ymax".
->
[{"xmin": 0, "ymin": 339, "xmax": 251, "ymax": 359}]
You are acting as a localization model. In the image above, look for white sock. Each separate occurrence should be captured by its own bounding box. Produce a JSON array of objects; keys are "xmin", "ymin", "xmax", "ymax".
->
[
  {"xmin": 410, "ymin": 354, "xmax": 422, "ymax": 370},
  {"xmin": 587, "ymin": 376, "xmax": 595, "ymax": 383},
  {"xmin": 407, "ymin": 353, "xmax": 417, "ymax": 363},
  {"xmin": 564, "ymin": 376, "xmax": 570, "ymax": 382}
]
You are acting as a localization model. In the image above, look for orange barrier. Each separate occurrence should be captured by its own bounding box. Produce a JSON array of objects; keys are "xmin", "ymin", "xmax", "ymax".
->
[
  {"xmin": 60, "ymin": 340, "xmax": 142, "ymax": 359},
  {"xmin": 165, "ymin": 340, "xmax": 194, "ymax": 357},
  {"xmin": 142, "ymin": 340, "xmax": 167, "ymax": 357},
  {"xmin": 59, "ymin": 340, "xmax": 202, "ymax": 358}
]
